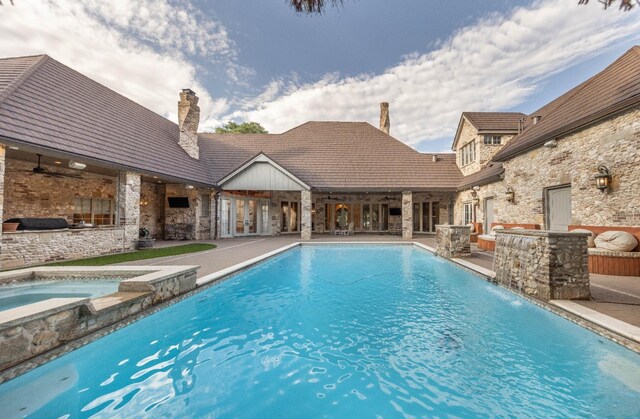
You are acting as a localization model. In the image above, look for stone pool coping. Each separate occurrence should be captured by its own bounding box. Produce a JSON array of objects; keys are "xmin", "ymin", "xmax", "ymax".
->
[{"xmin": 1, "ymin": 241, "xmax": 638, "ymax": 385}]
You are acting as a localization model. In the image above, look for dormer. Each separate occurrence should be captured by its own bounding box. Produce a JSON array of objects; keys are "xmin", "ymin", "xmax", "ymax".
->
[{"xmin": 451, "ymin": 112, "xmax": 524, "ymax": 176}]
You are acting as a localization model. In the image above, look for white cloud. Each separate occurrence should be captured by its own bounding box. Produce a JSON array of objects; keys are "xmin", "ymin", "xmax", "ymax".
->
[
  {"xmin": 0, "ymin": 0, "xmax": 234, "ymax": 128},
  {"xmin": 230, "ymin": 0, "xmax": 640, "ymax": 146}
]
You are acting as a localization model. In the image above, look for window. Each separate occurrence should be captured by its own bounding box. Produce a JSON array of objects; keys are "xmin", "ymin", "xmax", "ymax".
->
[
  {"xmin": 200, "ymin": 194, "xmax": 210, "ymax": 217},
  {"xmin": 463, "ymin": 203, "xmax": 474, "ymax": 225},
  {"xmin": 460, "ymin": 141, "xmax": 476, "ymax": 166},
  {"xmin": 281, "ymin": 200, "xmax": 299, "ymax": 232},
  {"xmin": 483, "ymin": 135, "xmax": 502, "ymax": 145},
  {"xmin": 73, "ymin": 197, "xmax": 114, "ymax": 225}
]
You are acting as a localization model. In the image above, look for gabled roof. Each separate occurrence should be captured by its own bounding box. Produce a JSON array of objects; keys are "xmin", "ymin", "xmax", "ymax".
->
[
  {"xmin": 200, "ymin": 122, "xmax": 462, "ymax": 191},
  {"xmin": 451, "ymin": 112, "xmax": 524, "ymax": 149},
  {"xmin": 0, "ymin": 55, "xmax": 213, "ymax": 185},
  {"xmin": 457, "ymin": 162, "xmax": 504, "ymax": 190},
  {"xmin": 493, "ymin": 45, "xmax": 640, "ymax": 162},
  {"xmin": 218, "ymin": 152, "xmax": 310, "ymax": 190}
]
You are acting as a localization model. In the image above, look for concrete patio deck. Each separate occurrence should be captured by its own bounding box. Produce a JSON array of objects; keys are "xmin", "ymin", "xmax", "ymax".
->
[{"xmin": 122, "ymin": 235, "xmax": 640, "ymax": 331}]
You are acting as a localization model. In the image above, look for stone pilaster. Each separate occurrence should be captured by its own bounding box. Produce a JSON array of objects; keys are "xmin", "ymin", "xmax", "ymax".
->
[
  {"xmin": 177, "ymin": 89, "xmax": 200, "ymax": 159},
  {"xmin": 301, "ymin": 190, "xmax": 312, "ymax": 240},
  {"xmin": 116, "ymin": 171, "xmax": 141, "ymax": 250},
  {"xmin": 0, "ymin": 145, "xmax": 5, "ymax": 268},
  {"xmin": 435, "ymin": 225, "xmax": 471, "ymax": 258},
  {"xmin": 493, "ymin": 230, "xmax": 590, "ymax": 301},
  {"xmin": 402, "ymin": 191, "xmax": 413, "ymax": 239}
]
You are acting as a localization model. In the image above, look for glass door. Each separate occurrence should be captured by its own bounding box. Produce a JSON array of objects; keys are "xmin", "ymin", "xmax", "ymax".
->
[
  {"xmin": 221, "ymin": 197, "xmax": 232, "ymax": 238},
  {"xmin": 234, "ymin": 198, "xmax": 259, "ymax": 236},
  {"xmin": 235, "ymin": 199, "xmax": 245, "ymax": 235}
]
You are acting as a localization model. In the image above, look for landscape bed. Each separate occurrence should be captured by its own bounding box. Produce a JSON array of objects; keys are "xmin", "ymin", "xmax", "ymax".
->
[{"xmin": 0, "ymin": 244, "xmax": 638, "ymax": 417}]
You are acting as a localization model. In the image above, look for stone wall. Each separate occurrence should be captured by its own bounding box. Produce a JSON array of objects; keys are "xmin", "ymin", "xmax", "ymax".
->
[
  {"xmin": 493, "ymin": 229, "xmax": 590, "ymax": 301},
  {"xmin": 455, "ymin": 107, "xmax": 640, "ymax": 229},
  {"xmin": 116, "ymin": 171, "xmax": 141, "ymax": 249},
  {"xmin": 1, "ymin": 228, "xmax": 130, "ymax": 268},
  {"xmin": 164, "ymin": 184, "xmax": 212, "ymax": 240},
  {"xmin": 3, "ymin": 159, "xmax": 116, "ymax": 222},
  {"xmin": 455, "ymin": 118, "xmax": 516, "ymax": 176},
  {"xmin": 435, "ymin": 225, "xmax": 471, "ymax": 258},
  {"xmin": 140, "ymin": 182, "xmax": 165, "ymax": 239}
]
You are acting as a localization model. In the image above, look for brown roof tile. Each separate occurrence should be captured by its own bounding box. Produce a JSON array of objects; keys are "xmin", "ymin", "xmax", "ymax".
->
[
  {"xmin": 200, "ymin": 122, "xmax": 462, "ymax": 191},
  {"xmin": 457, "ymin": 162, "xmax": 504, "ymax": 190},
  {"xmin": 462, "ymin": 112, "xmax": 525, "ymax": 132},
  {"xmin": 0, "ymin": 55, "xmax": 213, "ymax": 185},
  {"xmin": 493, "ymin": 45, "xmax": 640, "ymax": 162}
]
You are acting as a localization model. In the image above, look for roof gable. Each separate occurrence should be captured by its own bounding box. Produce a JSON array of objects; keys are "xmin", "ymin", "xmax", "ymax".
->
[
  {"xmin": 219, "ymin": 153, "xmax": 310, "ymax": 191},
  {"xmin": 451, "ymin": 112, "xmax": 524, "ymax": 150},
  {"xmin": 493, "ymin": 45, "xmax": 640, "ymax": 162}
]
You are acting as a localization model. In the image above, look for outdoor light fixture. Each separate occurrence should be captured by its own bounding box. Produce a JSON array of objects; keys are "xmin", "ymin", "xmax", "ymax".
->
[
  {"xmin": 68, "ymin": 160, "xmax": 86, "ymax": 170},
  {"xmin": 594, "ymin": 165, "xmax": 612, "ymax": 191},
  {"xmin": 186, "ymin": 185, "xmax": 195, "ymax": 189},
  {"xmin": 505, "ymin": 187, "xmax": 515, "ymax": 203}
]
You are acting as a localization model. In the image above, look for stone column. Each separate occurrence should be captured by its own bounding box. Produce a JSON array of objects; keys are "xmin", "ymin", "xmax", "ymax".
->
[
  {"xmin": 116, "ymin": 171, "xmax": 141, "ymax": 250},
  {"xmin": 402, "ymin": 191, "xmax": 413, "ymax": 239},
  {"xmin": 0, "ymin": 145, "xmax": 5, "ymax": 268},
  {"xmin": 301, "ymin": 190, "xmax": 312, "ymax": 240},
  {"xmin": 435, "ymin": 225, "xmax": 471, "ymax": 258},
  {"xmin": 493, "ymin": 230, "xmax": 590, "ymax": 301}
]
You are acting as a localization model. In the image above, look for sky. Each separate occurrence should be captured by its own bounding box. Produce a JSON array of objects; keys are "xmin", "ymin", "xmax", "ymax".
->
[{"xmin": 1, "ymin": 0, "xmax": 639, "ymax": 152}]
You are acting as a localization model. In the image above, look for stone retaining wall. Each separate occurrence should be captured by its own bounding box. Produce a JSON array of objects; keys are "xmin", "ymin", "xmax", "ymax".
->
[
  {"xmin": 493, "ymin": 229, "xmax": 590, "ymax": 301},
  {"xmin": 1, "ymin": 228, "xmax": 131, "ymax": 269}
]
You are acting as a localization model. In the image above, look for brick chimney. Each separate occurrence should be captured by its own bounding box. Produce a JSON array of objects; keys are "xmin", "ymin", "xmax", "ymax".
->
[
  {"xmin": 379, "ymin": 102, "xmax": 390, "ymax": 135},
  {"xmin": 178, "ymin": 89, "xmax": 200, "ymax": 159}
]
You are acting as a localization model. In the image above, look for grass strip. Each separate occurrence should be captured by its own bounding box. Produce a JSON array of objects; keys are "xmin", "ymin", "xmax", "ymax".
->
[{"xmin": 49, "ymin": 243, "xmax": 216, "ymax": 266}]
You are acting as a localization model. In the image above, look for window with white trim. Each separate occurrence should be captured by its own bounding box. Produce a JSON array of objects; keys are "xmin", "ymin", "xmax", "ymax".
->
[
  {"xmin": 483, "ymin": 135, "xmax": 502, "ymax": 145},
  {"xmin": 463, "ymin": 203, "xmax": 474, "ymax": 225},
  {"xmin": 73, "ymin": 197, "xmax": 114, "ymax": 225},
  {"xmin": 460, "ymin": 141, "xmax": 476, "ymax": 166}
]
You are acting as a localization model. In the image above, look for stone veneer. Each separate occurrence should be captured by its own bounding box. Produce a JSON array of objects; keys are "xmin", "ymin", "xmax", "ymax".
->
[
  {"xmin": 140, "ymin": 181, "xmax": 165, "ymax": 239},
  {"xmin": 164, "ymin": 184, "xmax": 212, "ymax": 240},
  {"xmin": 116, "ymin": 171, "xmax": 141, "ymax": 249},
  {"xmin": 455, "ymin": 107, "xmax": 640, "ymax": 229},
  {"xmin": 402, "ymin": 191, "xmax": 413, "ymax": 239},
  {"xmin": 455, "ymin": 117, "xmax": 516, "ymax": 176},
  {"xmin": 493, "ymin": 229, "xmax": 590, "ymax": 301},
  {"xmin": 300, "ymin": 190, "xmax": 312, "ymax": 240},
  {"xmin": 177, "ymin": 89, "xmax": 200, "ymax": 159},
  {"xmin": 435, "ymin": 225, "xmax": 471, "ymax": 258},
  {"xmin": 0, "ymin": 146, "xmax": 5, "ymax": 258}
]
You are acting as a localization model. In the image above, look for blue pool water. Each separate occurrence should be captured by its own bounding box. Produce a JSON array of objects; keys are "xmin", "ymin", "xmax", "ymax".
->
[
  {"xmin": 0, "ymin": 280, "xmax": 120, "ymax": 311},
  {"xmin": 1, "ymin": 245, "xmax": 639, "ymax": 417}
]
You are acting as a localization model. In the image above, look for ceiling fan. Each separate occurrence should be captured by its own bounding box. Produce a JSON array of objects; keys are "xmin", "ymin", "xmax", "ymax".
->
[{"xmin": 7, "ymin": 154, "xmax": 84, "ymax": 179}]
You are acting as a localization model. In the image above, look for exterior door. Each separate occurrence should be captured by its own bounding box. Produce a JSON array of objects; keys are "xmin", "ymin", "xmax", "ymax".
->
[
  {"xmin": 484, "ymin": 198, "xmax": 494, "ymax": 234},
  {"xmin": 235, "ymin": 198, "xmax": 259, "ymax": 235},
  {"xmin": 221, "ymin": 197, "xmax": 232, "ymax": 238},
  {"xmin": 547, "ymin": 186, "xmax": 572, "ymax": 231}
]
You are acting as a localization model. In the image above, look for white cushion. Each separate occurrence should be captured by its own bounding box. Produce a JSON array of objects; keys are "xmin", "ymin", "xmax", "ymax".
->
[
  {"xmin": 594, "ymin": 230, "xmax": 638, "ymax": 252},
  {"xmin": 467, "ymin": 223, "xmax": 476, "ymax": 233},
  {"xmin": 570, "ymin": 229, "xmax": 596, "ymax": 248},
  {"xmin": 510, "ymin": 226, "xmax": 525, "ymax": 230},
  {"xmin": 490, "ymin": 225, "xmax": 504, "ymax": 236}
]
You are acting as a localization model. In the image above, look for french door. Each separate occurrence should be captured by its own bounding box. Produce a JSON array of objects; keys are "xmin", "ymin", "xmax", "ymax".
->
[
  {"xmin": 412, "ymin": 201, "xmax": 440, "ymax": 233},
  {"xmin": 235, "ymin": 199, "xmax": 258, "ymax": 235}
]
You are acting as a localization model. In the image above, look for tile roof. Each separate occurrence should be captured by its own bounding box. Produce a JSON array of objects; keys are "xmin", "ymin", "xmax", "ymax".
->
[
  {"xmin": 0, "ymin": 55, "xmax": 213, "ymax": 185},
  {"xmin": 457, "ymin": 162, "xmax": 504, "ymax": 190},
  {"xmin": 462, "ymin": 112, "xmax": 525, "ymax": 132},
  {"xmin": 199, "ymin": 122, "xmax": 462, "ymax": 191},
  {"xmin": 493, "ymin": 45, "xmax": 640, "ymax": 162}
]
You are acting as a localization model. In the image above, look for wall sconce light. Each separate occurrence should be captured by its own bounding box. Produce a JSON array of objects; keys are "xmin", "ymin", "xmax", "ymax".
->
[
  {"xmin": 594, "ymin": 165, "xmax": 612, "ymax": 191},
  {"xmin": 505, "ymin": 187, "xmax": 515, "ymax": 203},
  {"xmin": 472, "ymin": 197, "xmax": 480, "ymax": 206}
]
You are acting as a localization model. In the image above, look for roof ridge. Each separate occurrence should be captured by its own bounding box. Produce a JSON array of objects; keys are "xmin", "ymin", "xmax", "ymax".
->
[{"xmin": 0, "ymin": 55, "xmax": 49, "ymax": 105}]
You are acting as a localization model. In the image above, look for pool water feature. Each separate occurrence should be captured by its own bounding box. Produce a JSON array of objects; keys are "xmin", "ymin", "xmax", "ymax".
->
[
  {"xmin": 0, "ymin": 279, "xmax": 121, "ymax": 311},
  {"xmin": 0, "ymin": 245, "xmax": 638, "ymax": 417}
]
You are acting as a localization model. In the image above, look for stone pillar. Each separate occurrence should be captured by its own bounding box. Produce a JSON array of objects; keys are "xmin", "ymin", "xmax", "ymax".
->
[
  {"xmin": 402, "ymin": 191, "xmax": 413, "ymax": 239},
  {"xmin": 116, "ymin": 171, "xmax": 141, "ymax": 250},
  {"xmin": 0, "ymin": 145, "xmax": 5, "ymax": 268},
  {"xmin": 493, "ymin": 230, "xmax": 590, "ymax": 301},
  {"xmin": 178, "ymin": 89, "xmax": 200, "ymax": 159},
  {"xmin": 435, "ymin": 225, "xmax": 471, "ymax": 258},
  {"xmin": 301, "ymin": 190, "xmax": 312, "ymax": 240}
]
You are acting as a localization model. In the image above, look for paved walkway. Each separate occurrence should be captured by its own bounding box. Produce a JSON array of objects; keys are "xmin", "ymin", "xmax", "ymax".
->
[{"xmin": 123, "ymin": 235, "xmax": 640, "ymax": 329}]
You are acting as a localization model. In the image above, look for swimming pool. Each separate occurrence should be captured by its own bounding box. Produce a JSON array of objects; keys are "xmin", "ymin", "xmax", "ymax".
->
[
  {"xmin": 0, "ymin": 279, "xmax": 121, "ymax": 311},
  {"xmin": 0, "ymin": 245, "xmax": 638, "ymax": 417}
]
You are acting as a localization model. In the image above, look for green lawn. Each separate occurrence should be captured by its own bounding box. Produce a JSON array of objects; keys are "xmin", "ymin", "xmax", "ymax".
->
[{"xmin": 49, "ymin": 243, "xmax": 216, "ymax": 266}]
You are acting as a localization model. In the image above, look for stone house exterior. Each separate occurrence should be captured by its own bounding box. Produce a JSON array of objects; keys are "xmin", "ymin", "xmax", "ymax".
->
[
  {"xmin": 0, "ymin": 54, "xmax": 462, "ymax": 268},
  {"xmin": 453, "ymin": 46, "xmax": 640, "ymax": 233}
]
